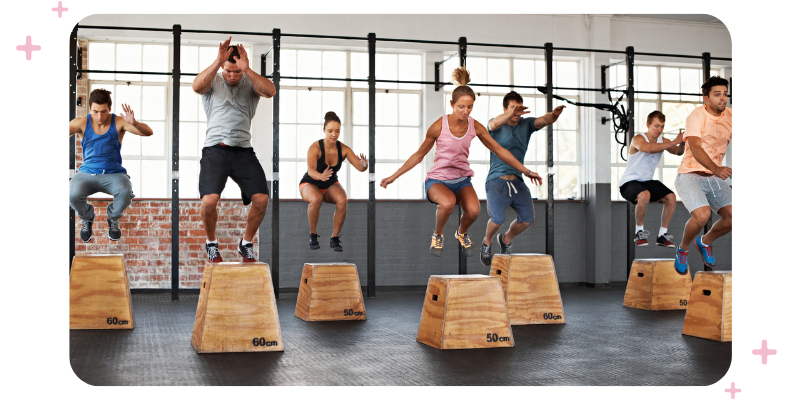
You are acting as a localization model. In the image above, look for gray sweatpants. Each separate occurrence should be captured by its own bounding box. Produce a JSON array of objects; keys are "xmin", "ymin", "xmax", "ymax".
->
[{"xmin": 69, "ymin": 172, "xmax": 134, "ymax": 222}]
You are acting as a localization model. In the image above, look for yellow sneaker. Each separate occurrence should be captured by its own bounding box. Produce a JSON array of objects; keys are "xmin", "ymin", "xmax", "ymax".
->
[
  {"xmin": 454, "ymin": 230, "xmax": 474, "ymax": 257},
  {"xmin": 430, "ymin": 233, "xmax": 444, "ymax": 257}
]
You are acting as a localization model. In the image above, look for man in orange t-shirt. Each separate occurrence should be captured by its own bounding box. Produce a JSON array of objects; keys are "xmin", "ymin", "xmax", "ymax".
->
[{"xmin": 673, "ymin": 76, "xmax": 732, "ymax": 275}]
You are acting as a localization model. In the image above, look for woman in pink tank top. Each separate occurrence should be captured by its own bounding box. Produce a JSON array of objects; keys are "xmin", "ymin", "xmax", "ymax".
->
[{"xmin": 380, "ymin": 67, "xmax": 542, "ymax": 258}]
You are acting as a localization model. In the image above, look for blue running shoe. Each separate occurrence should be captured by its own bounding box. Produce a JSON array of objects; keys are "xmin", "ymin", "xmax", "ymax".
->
[
  {"xmin": 694, "ymin": 236, "xmax": 716, "ymax": 268},
  {"xmin": 674, "ymin": 248, "xmax": 689, "ymax": 275}
]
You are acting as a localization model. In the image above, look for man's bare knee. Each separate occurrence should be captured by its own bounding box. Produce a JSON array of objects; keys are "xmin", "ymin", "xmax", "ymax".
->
[
  {"xmin": 201, "ymin": 195, "xmax": 219, "ymax": 211},
  {"xmin": 691, "ymin": 208, "xmax": 711, "ymax": 223},
  {"xmin": 250, "ymin": 194, "xmax": 269, "ymax": 210},
  {"xmin": 637, "ymin": 190, "xmax": 651, "ymax": 203}
]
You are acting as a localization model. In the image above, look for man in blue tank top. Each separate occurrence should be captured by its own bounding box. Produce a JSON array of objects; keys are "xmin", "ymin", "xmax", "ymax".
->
[
  {"xmin": 479, "ymin": 91, "xmax": 561, "ymax": 267},
  {"xmin": 618, "ymin": 111, "xmax": 685, "ymax": 248},
  {"xmin": 68, "ymin": 89, "xmax": 154, "ymax": 242},
  {"xmin": 193, "ymin": 37, "xmax": 276, "ymax": 263}
]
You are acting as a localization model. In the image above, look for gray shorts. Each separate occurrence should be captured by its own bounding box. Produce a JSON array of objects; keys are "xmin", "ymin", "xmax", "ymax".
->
[{"xmin": 674, "ymin": 173, "xmax": 732, "ymax": 214}]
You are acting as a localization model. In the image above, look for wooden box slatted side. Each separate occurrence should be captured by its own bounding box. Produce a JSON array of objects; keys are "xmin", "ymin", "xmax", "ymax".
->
[
  {"xmin": 191, "ymin": 262, "xmax": 284, "ymax": 353},
  {"xmin": 295, "ymin": 263, "xmax": 366, "ymax": 321},
  {"xmin": 682, "ymin": 271, "xmax": 732, "ymax": 342},
  {"xmin": 70, "ymin": 254, "xmax": 134, "ymax": 330},
  {"xmin": 491, "ymin": 254, "xmax": 565, "ymax": 325}
]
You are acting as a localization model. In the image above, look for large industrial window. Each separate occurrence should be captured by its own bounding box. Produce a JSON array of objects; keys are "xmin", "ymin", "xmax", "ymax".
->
[
  {"xmin": 86, "ymin": 42, "xmax": 254, "ymax": 200},
  {"xmin": 441, "ymin": 56, "xmax": 580, "ymax": 200},
  {"xmin": 608, "ymin": 65, "xmax": 721, "ymax": 201},
  {"xmin": 275, "ymin": 50, "xmax": 424, "ymax": 200}
]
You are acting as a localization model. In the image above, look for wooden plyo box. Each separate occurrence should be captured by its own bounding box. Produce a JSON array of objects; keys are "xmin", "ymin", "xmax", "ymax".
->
[
  {"xmin": 191, "ymin": 262, "xmax": 284, "ymax": 353},
  {"xmin": 490, "ymin": 253, "xmax": 565, "ymax": 325},
  {"xmin": 682, "ymin": 271, "xmax": 732, "ymax": 342},
  {"xmin": 70, "ymin": 254, "xmax": 134, "ymax": 330},
  {"xmin": 295, "ymin": 263, "xmax": 366, "ymax": 321},
  {"xmin": 417, "ymin": 275, "xmax": 514, "ymax": 350},
  {"xmin": 623, "ymin": 259, "xmax": 692, "ymax": 311}
]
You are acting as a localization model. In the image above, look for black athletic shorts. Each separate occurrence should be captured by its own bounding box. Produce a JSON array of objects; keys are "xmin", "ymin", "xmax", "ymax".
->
[
  {"xmin": 199, "ymin": 145, "xmax": 269, "ymax": 205},
  {"xmin": 619, "ymin": 180, "xmax": 673, "ymax": 204}
]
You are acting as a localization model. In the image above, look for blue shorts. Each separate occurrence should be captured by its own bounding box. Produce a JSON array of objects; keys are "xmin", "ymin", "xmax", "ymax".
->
[
  {"xmin": 485, "ymin": 177, "xmax": 534, "ymax": 225},
  {"xmin": 425, "ymin": 177, "xmax": 473, "ymax": 204}
]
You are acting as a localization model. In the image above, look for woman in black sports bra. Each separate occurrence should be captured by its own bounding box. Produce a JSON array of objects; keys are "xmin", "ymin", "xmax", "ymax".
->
[{"xmin": 299, "ymin": 111, "xmax": 368, "ymax": 251}]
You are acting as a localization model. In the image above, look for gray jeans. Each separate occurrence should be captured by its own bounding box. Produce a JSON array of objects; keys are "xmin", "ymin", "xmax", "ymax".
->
[{"xmin": 69, "ymin": 172, "xmax": 134, "ymax": 222}]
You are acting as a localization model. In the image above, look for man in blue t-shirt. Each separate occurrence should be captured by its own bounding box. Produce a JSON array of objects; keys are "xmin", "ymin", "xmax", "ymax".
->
[{"xmin": 480, "ymin": 91, "xmax": 564, "ymax": 267}]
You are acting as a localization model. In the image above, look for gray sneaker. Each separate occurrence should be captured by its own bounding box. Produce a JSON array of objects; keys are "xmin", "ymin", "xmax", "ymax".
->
[
  {"xmin": 108, "ymin": 219, "xmax": 121, "ymax": 241},
  {"xmin": 480, "ymin": 242, "xmax": 493, "ymax": 267},
  {"xmin": 80, "ymin": 218, "xmax": 94, "ymax": 243},
  {"xmin": 497, "ymin": 233, "xmax": 512, "ymax": 254}
]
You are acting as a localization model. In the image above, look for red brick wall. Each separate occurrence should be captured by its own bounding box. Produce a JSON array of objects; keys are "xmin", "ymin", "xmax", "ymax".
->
[{"xmin": 74, "ymin": 200, "xmax": 258, "ymax": 289}]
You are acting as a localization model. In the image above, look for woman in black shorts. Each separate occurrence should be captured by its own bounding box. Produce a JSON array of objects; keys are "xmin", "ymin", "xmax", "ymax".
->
[{"xmin": 300, "ymin": 111, "xmax": 368, "ymax": 251}]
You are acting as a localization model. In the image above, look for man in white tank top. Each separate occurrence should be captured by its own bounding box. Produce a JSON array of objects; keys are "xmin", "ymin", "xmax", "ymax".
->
[{"xmin": 618, "ymin": 111, "xmax": 685, "ymax": 247}]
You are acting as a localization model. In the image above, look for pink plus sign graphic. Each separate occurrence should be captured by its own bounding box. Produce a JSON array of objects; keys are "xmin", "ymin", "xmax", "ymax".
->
[
  {"xmin": 16, "ymin": 36, "xmax": 41, "ymax": 60},
  {"xmin": 753, "ymin": 339, "xmax": 777, "ymax": 364},
  {"xmin": 52, "ymin": 2, "xmax": 68, "ymax": 18},
  {"xmin": 725, "ymin": 382, "xmax": 742, "ymax": 399}
]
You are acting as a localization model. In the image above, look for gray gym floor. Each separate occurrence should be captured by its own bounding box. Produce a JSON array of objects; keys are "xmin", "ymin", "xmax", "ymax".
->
[{"xmin": 69, "ymin": 287, "xmax": 731, "ymax": 385}]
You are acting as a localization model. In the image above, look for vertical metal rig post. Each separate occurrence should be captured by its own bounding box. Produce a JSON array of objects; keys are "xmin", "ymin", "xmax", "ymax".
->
[
  {"xmin": 368, "ymin": 33, "xmax": 377, "ymax": 298},
  {"xmin": 544, "ymin": 43, "xmax": 555, "ymax": 258},
  {"xmin": 625, "ymin": 46, "xmax": 636, "ymax": 279},
  {"xmin": 271, "ymin": 29, "xmax": 281, "ymax": 297},
  {"xmin": 458, "ymin": 36, "xmax": 467, "ymax": 275},
  {"xmin": 69, "ymin": 26, "xmax": 78, "ymax": 270},
  {"xmin": 701, "ymin": 51, "xmax": 713, "ymax": 271},
  {"xmin": 171, "ymin": 24, "xmax": 182, "ymax": 300}
]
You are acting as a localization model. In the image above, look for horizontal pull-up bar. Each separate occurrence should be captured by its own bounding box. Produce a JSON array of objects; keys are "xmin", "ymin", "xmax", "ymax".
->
[
  {"xmin": 78, "ymin": 69, "xmax": 199, "ymax": 77},
  {"xmin": 76, "ymin": 24, "xmax": 173, "ymax": 32},
  {"xmin": 553, "ymin": 46, "xmax": 627, "ymax": 54},
  {"xmin": 76, "ymin": 24, "xmax": 731, "ymax": 63},
  {"xmin": 182, "ymin": 28, "xmax": 274, "ymax": 37},
  {"xmin": 78, "ymin": 69, "xmax": 172, "ymax": 76},
  {"xmin": 376, "ymin": 37, "xmax": 459, "ymax": 45},
  {"xmin": 282, "ymin": 33, "xmax": 366, "ymax": 41},
  {"xmin": 469, "ymin": 42, "xmax": 545, "ymax": 50},
  {"xmin": 634, "ymin": 51, "xmax": 732, "ymax": 61}
]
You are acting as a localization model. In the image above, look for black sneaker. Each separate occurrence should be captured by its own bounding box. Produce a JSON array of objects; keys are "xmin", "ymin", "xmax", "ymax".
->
[
  {"xmin": 480, "ymin": 242, "xmax": 493, "ymax": 267},
  {"xmin": 108, "ymin": 219, "xmax": 121, "ymax": 241},
  {"xmin": 206, "ymin": 242, "xmax": 223, "ymax": 263},
  {"xmin": 497, "ymin": 233, "xmax": 512, "ymax": 254},
  {"xmin": 309, "ymin": 233, "xmax": 320, "ymax": 250},
  {"xmin": 80, "ymin": 218, "xmax": 94, "ymax": 243},
  {"xmin": 330, "ymin": 236, "xmax": 343, "ymax": 252},
  {"xmin": 238, "ymin": 239, "xmax": 257, "ymax": 262}
]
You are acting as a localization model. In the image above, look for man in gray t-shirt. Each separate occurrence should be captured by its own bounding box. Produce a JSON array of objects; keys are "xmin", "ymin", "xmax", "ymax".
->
[{"xmin": 192, "ymin": 37, "xmax": 276, "ymax": 263}]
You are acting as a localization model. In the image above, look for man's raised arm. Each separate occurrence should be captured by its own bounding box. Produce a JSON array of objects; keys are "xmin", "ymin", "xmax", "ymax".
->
[
  {"xmin": 193, "ymin": 37, "xmax": 232, "ymax": 95},
  {"xmin": 235, "ymin": 44, "xmax": 276, "ymax": 98}
]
